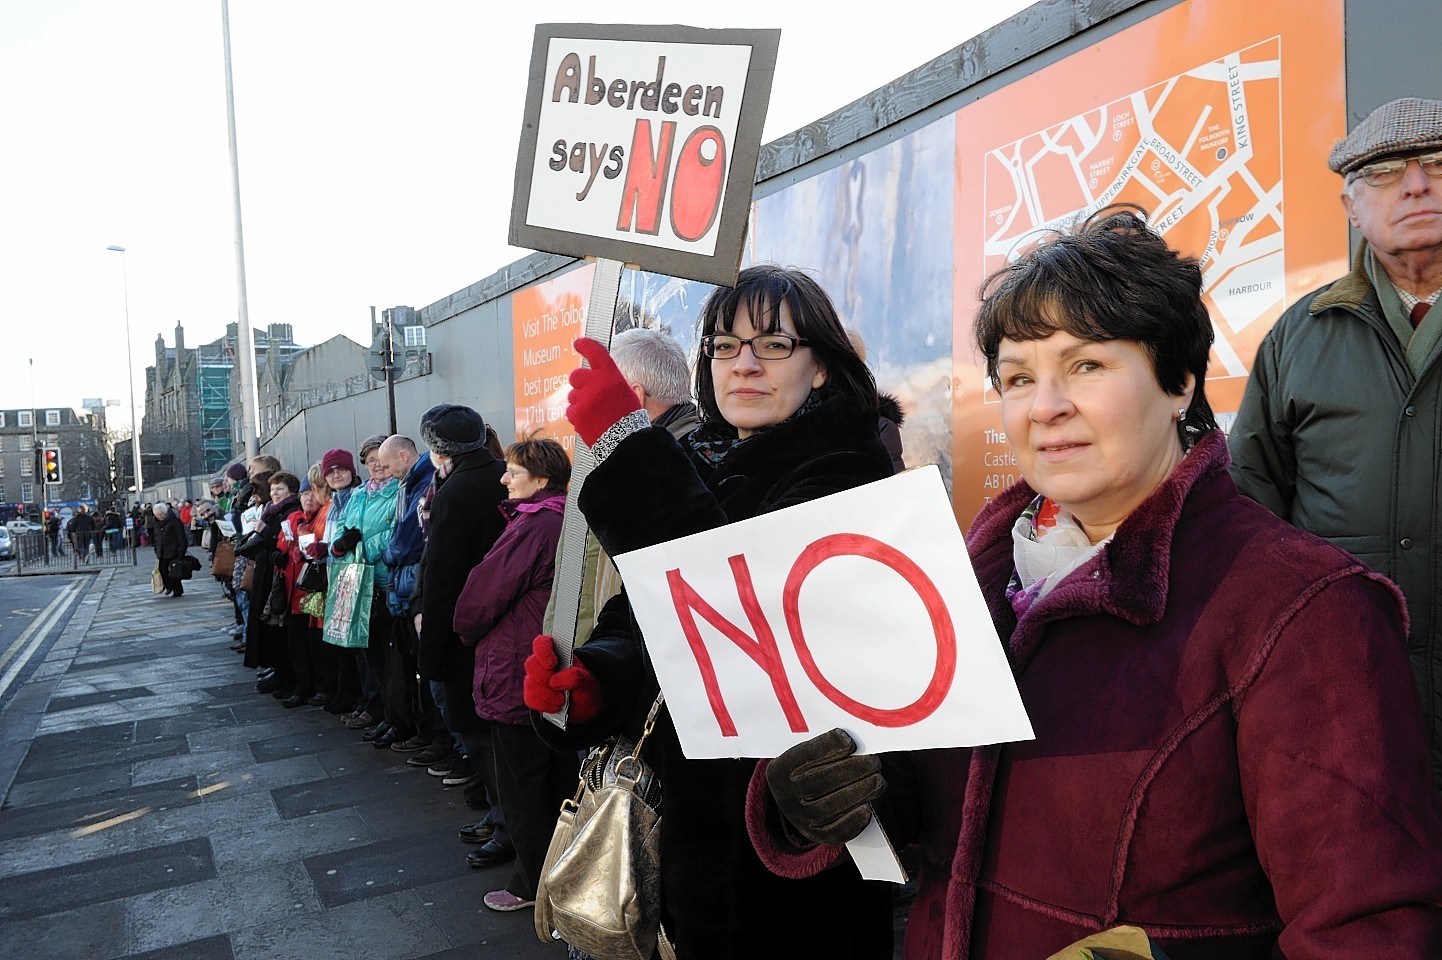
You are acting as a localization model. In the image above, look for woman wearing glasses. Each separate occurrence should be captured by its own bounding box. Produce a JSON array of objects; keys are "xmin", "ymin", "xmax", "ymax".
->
[{"xmin": 525, "ymin": 264, "xmax": 896, "ymax": 958}]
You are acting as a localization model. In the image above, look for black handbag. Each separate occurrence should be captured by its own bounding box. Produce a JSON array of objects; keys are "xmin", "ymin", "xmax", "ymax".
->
[
  {"xmin": 261, "ymin": 571, "xmax": 289, "ymax": 627},
  {"xmin": 167, "ymin": 559, "xmax": 194, "ymax": 581},
  {"xmin": 298, "ymin": 560, "xmax": 328, "ymax": 593}
]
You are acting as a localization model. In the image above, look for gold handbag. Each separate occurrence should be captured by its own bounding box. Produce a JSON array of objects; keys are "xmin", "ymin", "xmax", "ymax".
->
[{"xmin": 535, "ymin": 694, "xmax": 665, "ymax": 960}]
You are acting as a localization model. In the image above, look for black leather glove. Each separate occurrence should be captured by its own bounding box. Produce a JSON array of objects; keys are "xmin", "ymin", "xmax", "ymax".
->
[
  {"xmin": 331, "ymin": 527, "xmax": 363, "ymax": 556},
  {"xmin": 766, "ymin": 728, "xmax": 885, "ymax": 846},
  {"xmin": 234, "ymin": 531, "xmax": 267, "ymax": 559}
]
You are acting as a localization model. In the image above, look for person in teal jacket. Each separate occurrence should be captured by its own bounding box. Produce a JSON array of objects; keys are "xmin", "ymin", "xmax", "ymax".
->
[{"xmin": 325, "ymin": 434, "xmax": 399, "ymax": 737}]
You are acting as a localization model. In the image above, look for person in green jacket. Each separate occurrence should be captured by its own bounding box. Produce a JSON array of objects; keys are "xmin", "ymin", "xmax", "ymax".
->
[
  {"xmin": 325, "ymin": 434, "xmax": 400, "ymax": 739},
  {"xmin": 1230, "ymin": 97, "xmax": 1442, "ymax": 790}
]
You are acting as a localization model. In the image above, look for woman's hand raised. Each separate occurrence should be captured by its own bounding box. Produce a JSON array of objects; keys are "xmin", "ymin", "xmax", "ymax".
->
[{"xmin": 566, "ymin": 338, "xmax": 643, "ymax": 447}]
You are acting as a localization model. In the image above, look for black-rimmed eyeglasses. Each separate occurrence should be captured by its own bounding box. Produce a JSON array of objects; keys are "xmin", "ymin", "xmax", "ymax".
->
[
  {"xmin": 1350, "ymin": 151, "xmax": 1442, "ymax": 188},
  {"xmin": 700, "ymin": 333, "xmax": 811, "ymax": 360}
]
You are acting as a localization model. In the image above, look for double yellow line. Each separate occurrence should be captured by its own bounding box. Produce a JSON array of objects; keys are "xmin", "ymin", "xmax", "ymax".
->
[{"xmin": 0, "ymin": 579, "xmax": 85, "ymax": 699}]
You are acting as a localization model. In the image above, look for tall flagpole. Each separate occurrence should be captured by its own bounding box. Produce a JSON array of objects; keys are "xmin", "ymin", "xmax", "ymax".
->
[{"xmin": 221, "ymin": 0, "xmax": 260, "ymax": 461}]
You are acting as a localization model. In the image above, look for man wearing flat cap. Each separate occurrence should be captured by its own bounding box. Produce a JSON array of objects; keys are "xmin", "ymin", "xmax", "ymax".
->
[{"xmin": 1232, "ymin": 97, "xmax": 1442, "ymax": 790}]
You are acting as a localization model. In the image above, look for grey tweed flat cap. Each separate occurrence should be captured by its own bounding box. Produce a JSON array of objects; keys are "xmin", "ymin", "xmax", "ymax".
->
[{"xmin": 1329, "ymin": 97, "xmax": 1442, "ymax": 176}]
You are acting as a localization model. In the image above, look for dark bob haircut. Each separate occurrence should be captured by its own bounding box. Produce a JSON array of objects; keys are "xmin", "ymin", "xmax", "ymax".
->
[
  {"xmin": 694, "ymin": 264, "xmax": 878, "ymax": 426},
  {"xmin": 973, "ymin": 206, "xmax": 1218, "ymax": 445},
  {"xmin": 504, "ymin": 437, "xmax": 572, "ymax": 493}
]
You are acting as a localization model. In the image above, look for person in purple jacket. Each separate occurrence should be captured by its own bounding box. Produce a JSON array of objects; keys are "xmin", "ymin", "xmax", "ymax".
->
[
  {"xmin": 756, "ymin": 207, "xmax": 1442, "ymax": 960},
  {"xmin": 453, "ymin": 437, "xmax": 579, "ymax": 913}
]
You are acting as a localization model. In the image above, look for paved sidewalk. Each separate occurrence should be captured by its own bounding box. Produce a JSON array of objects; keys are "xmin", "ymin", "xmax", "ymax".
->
[{"xmin": 0, "ymin": 562, "xmax": 564, "ymax": 960}]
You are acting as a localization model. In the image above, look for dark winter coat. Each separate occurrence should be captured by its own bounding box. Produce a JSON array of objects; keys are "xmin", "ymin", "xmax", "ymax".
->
[
  {"xmin": 416, "ymin": 448, "xmax": 508, "ymax": 688},
  {"xmin": 242, "ymin": 494, "xmax": 300, "ymax": 670},
  {"xmin": 542, "ymin": 394, "xmax": 896, "ymax": 960},
  {"xmin": 382, "ymin": 455, "xmax": 436, "ymax": 616},
  {"xmin": 152, "ymin": 511, "xmax": 188, "ymax": 563},
  {"xmin": 752, "ymin": 431, "xmax": 1442, "ymax": 960},
  {"xmin": 454, "ymin": 490, "xmax": 565, "ymax": 724},
  {"xmin": 1230, "ymin": 243, "xmax": 1442, "ymax": 787}
]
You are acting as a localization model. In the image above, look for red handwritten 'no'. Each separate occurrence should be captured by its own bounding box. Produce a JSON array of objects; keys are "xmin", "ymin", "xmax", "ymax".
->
[{"xmin": 664, "ymin": 533, "xmax": 957, "ymax": 737}]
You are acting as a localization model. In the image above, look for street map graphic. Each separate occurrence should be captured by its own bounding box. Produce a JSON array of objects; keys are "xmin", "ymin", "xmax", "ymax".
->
[{"xmin": 981, "ymin": 39, "xmax": 1281, "ymax": 378}]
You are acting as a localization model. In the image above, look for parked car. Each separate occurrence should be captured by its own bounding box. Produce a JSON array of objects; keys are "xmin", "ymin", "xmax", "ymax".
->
[
  {"xmin": 0, "ymin": 527, "xmax": 13, "ymax": 559},
  {"xmin": 5, "ymin": 520, "xmax": 42, "ymax": 535}
]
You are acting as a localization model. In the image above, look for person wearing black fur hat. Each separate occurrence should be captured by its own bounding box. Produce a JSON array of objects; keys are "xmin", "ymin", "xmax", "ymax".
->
[{"xmin": 413, "ymin": 404, "xmax": 515, "ymax": 865}]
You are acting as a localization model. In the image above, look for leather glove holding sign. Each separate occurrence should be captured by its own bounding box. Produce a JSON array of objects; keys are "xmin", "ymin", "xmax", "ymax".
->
[
  {"xmin": 766, "ymin": 728, "xmax": 886, "ymax": 846},
  {"xmin": 566, "ymin": 338, "xmax": 644, "ymax": 447}
]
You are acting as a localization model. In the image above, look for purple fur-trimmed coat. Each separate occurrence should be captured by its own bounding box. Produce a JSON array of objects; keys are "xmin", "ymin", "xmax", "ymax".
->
[{"xmin": 750, "ymin": 430, "xmax": 1442, "ymax": 959}]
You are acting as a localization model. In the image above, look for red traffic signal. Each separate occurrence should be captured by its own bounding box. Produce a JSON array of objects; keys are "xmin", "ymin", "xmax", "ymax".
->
[{"xmin": 42, "ymin": 447, "xmax": 62, "ymax": 484}]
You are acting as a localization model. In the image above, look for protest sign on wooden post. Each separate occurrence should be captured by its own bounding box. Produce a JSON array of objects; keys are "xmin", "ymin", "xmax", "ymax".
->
[
  {"xmin": 511, "ymin": 24, "xmax": 779, "ymax": 726},
  {"xmin": 510, "ymin": 23, "xmax": 779, "ymax": 287}
]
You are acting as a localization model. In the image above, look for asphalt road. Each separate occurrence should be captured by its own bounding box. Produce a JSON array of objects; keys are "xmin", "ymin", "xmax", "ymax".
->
[{"xmin": 0, "ymin": 574, "xmax": 85, "ymax": 711}]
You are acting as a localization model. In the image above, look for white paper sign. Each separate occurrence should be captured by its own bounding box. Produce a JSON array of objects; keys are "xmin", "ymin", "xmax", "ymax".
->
[{"xmin": 612, "ymin": 466, "xmax": 1034, "ymax": 760}]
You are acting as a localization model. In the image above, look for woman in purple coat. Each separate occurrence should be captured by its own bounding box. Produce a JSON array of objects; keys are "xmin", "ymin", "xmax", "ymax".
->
[
  {"xmin": 453, "ymin": 437, "xmax": 579, "ymax": 914},
  {"xmin": 756, "ymin": 209, "xmax": 1442, "ymax": 959}
]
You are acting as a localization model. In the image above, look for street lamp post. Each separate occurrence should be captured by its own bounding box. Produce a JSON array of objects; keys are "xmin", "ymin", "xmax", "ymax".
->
[{"xmin": 106, "ymin": 245, "xmax": 144, "ymax": 502}]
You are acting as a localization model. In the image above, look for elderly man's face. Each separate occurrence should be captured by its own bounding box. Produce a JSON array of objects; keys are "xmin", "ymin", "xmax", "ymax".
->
[
  {"xmin": 377, "ymin": 443, "xmax": 412, "ymax": 481},
  {"xmin": 1342, "ymin": 151, "xmax": 1442, "ymax": 262}
]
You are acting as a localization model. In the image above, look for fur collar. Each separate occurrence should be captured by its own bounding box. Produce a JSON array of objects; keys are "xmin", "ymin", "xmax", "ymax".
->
[
  {"xmin": 968, "ymin": 431, "xmax": 1233, "ymax": 650},
  {"xmin": 879, "ymin": 393, "xmax": 905, "ymax": 426},
  {"xmin": 1310, "ymin": 241, "xmax": 1375, "ymax": 315}
]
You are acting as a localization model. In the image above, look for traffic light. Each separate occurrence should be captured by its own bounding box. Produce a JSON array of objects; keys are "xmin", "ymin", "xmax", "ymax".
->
[{"xmin": 42, "ymin": 447, "xmax": 62, "ymax": 484}]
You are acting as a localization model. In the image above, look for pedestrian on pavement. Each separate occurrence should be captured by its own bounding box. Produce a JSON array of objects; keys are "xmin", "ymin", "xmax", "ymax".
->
[
  {"xmin": 454, "ymin": 437, "xmax": 576, "ymax": 913},
  {"xmin": 759, "ymin": 209, "xmax": 1442, "ymax": 959},
  {"xmin": 526, "ymin": 265, "xmax": 897, "ymax": 957},
  {"xmin": 1230, "ymin": 97, "xmax": 1442, "ymax": 789},
  {"xmin": 151, "ymin": 502, "xmax": 189, "ymax": 597},
  {"xmin": 413, "ymin": 404, "xmax": 513, "ymax": 868}
]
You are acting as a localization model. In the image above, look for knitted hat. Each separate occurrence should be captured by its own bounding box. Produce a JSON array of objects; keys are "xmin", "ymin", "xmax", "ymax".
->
[
  {"xmin": 225, "ymin": 462, "xmax": 248, "ymax": 481},
  {"xmin": 299, "ymin": 474, "xmax": 312, "ymax": 493},
  {"xmin": 321, "ymin": 448, "xmax": 356, "ymax": 477},
  {"xmin": 1329, "ymin": 97, "xmax": 1442, "ymax": 175},
  {"xmin": 420, "ymin": 404, "xmax": 487, "ymax": 456}
]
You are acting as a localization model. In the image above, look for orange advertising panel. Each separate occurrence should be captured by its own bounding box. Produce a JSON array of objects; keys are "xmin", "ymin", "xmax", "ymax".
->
[
  {"xmin": 950, "ymin": 0, "xmax": 1346, "ymax": 524},
  {"xmin": 512, "ymin": 263, "xmax": 596, "ymax": 454}
]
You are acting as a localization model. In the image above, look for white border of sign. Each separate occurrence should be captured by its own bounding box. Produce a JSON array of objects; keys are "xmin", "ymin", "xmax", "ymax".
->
[{"xmin": 510, "ymin": 23, "xmax": 779, "ymax": 288}]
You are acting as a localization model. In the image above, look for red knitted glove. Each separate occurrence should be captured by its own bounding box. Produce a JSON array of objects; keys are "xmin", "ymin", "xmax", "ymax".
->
[
  {"xmin": 303, "ymin": 541, "xmax": 328, "ymax": 560},
  {"xmin": 567, "ymin": 337, "xmax": 642, "ymax": 447},
  {"xmin": 524, "ymin": 635, "xmax": 603, "ymax": 722},
  {"xmin": 524, "ymin": 635, "xmax": 563, "ymax": 712}
]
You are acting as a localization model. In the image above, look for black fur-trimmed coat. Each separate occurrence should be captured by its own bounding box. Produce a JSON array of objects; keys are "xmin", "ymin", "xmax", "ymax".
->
[{"xmin": 539, "ymin": 395, "xmax": 895, "ymax": 959}]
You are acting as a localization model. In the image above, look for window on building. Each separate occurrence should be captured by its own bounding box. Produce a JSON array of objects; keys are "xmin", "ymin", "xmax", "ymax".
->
[
  {"xmin": 19, "ymin": 458, "xmax": 31, "ymax": 477},
  {"xmin": 0, "ymin": 435, "xmax": 5, "ymax": 452},
  {"xmin": 0, "ymin": 412, "xmax": 6, "ymax": 427},
  {"xmin": 20, "ymin": 482, "xmax": 32, "ymax": 503},
  {"xmin": 0, "ymin": 485, "xmax": 6, "ymax": 501},
  {"xmin": 17, "ymin": 411, "xmax": 32, "ymax": 428},
  {"xmin": 404, "ymin": 325, "xmax": 426, "ymax": 348},
  {"xmin": 45, "ymin": 410, "xmax": 60, "ymax": 426}
]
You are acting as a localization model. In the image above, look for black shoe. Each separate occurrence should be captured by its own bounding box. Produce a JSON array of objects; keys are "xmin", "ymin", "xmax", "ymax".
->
[
  {"xmin": 256, "ymin": 675, "xmax": 284, "ymax": 694},
  {"xmin": 390, "ymin": 734, "xmax": 431, "ymax": 753},
  {"xmin": 308, "ymin": 693, "xmax": 331, "ymax": 707},
  {"xmin": 373, "ymin": 727, "xmax": 410, "ymax": 749},
  {"xmin": 360, "ymin": 722, "xmax": 393, "ymax": 742},
  {"xmin": 466, "ymin": 840, "xmax": 515, "ymax": 869},
  {"xmin": 281, "ymin": 693, "xmax": 308, "ymax": 708},
  {"xmin": 407, "ymin": 744, "xmax": 455, "ymax": 767},
  {"xmin": 459, "ymin": 820, "xmax": 495, "ymax": 844}
]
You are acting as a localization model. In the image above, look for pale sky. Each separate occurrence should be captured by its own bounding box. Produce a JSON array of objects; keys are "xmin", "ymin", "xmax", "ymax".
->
[{"xmin": 0, "ymin": 0, "xmax": 1033, "ymax": 433}]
